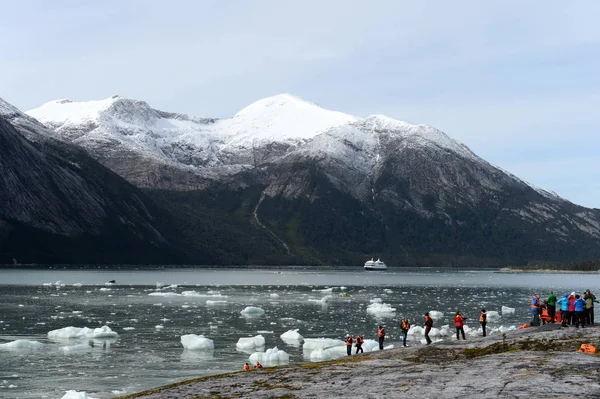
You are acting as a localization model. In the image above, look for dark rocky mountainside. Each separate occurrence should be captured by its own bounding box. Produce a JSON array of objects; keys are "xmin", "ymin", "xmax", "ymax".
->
[{"xmin": 4, "ymin": 94, "xmax": 600, "ymax": 266}]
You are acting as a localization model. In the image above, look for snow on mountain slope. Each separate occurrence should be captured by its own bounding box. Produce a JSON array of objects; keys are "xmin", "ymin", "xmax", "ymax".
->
[
  {"xmin": 218, "ymin": 94, "xmax": 358, "ymax": 146},
  {"xmin": 0, "ymin": 97, "xmax": 22, "ymax": 118}
]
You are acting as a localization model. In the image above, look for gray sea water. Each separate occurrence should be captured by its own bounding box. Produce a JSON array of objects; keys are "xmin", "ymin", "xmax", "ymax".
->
[{"xmin": 0, "ymin": 267, "xmax": 598, "ymax": 399}]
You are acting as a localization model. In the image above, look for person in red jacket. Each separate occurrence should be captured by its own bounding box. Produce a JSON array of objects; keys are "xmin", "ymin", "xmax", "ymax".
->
[
  {"xmin": 377, "ymin": 326, "xmax": 385, "ymax": 350},
  {"xmin": 424, "ymin": 313, "xmax": 433, "ymax": 345},
  {"xmin": 355, "ymin": 335, "xmax": 364, "ymax": 354},
  {"xmin": 454, "ymin": 311, "xmax": 466, "ymax": 340}
]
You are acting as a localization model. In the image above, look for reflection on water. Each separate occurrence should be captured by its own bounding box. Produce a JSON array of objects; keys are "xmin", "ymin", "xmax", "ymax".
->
[{"xmin": 0, "ymin": 268, "xmax": 598, "ymax": 398}]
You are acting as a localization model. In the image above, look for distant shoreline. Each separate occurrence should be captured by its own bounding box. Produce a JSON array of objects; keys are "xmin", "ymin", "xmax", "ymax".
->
[{"xmin": 499, "ymin": 267, "xmax": 600, "ymax": 274}]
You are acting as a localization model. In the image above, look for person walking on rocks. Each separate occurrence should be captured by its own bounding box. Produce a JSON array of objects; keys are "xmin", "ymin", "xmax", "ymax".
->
[
  {"xmin": 479, "ymin": 309, "xmax": 487, "ymax": 337},
  {"xmin": 345, "ymin": 335, "xmax": 353, "ymax": 356},
  {"xmin": 424, "ymin": 313, "xmax": 433, "ymax": 345},
  {"xmin": 547, "ymin": 291, "xmax": 557, "ymax": 323},
  {"xmin": 584, "ymin": 289, "xmax": 596, "ymax": 325},
  {"xmin": 377, "ymin": 326, "xmax": 385, "ymax": 350},
  {"xmin": 355, "ymin": 335, "xmax": 364, "ymax": 354},
  {"xmin": 400, "ymin": 317, "xmax": 411, "ymax": 347},
  {"xmin": 454, "ymin": 311, "xmax": 466, "ymax": 340}
]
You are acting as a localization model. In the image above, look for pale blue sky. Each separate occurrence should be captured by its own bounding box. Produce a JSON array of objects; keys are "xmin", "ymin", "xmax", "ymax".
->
[{"xmin": 1, "ymin": 1, "xmax": 598, "ymax": 208}]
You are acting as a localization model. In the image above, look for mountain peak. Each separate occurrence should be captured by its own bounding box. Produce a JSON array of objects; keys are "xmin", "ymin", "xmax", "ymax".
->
[
  {"xmin": 0, "ymin": 96, "xmax": 23, "ymax": 118},
  {"xmin": 226, "ymin": 94, "xmax": 358, "ymax": 143}
]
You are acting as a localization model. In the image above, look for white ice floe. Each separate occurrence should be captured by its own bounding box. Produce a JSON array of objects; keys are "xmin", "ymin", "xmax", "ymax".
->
[
  {"xmin": 501, "ymin": 306, "xmax": 515, "ymax": 315},
  {"xmin": 61, "ymin": 390, "xmax": 99, "ymax": 399},
  {"xmin": 148, "ymin": 292, "xmax": 180, "ymax": 297},
  {"xmin": 60, "ymin": 343, "xmax": 91, "ymax": 353},
  {"xmin": 181, "ymin": 334, "xmax": 214, "ymax": 350},
  {"xmin": 249, "ymin": 347, "xmax": 289, "ymax": 366},
  {"xmin": 236, "ymin": 335, "xmax": 265, "ymax": 350},
  {"xmin": 308, "ymin": 295, "xmax": 332, "ymax": 305},
  {"xmin": 48, "ymin": 326, "xmax": 118, "ymax": 340},
  {"xmin": 362, "ymin": 339, "xmax": 380, "ymax": 352},
  {"xmin": 155, "ymin": 325, "xmax": 164, "ymax": 329},
  {"xmin": 122, "ymin": 327, "xmax": 135, "ymax": 331},
  {"xmin": 307, "ymin": 346, "xmax": 346, "ymax": 361},
  {"xmin": 487, "ymin": 310, "xmax": 501, "ymax": 321},
  {"xmin": 280, "ymin": 329, "xmax": 303, "ymax": 342},
  {"xmin": 429, "ymin": 310, "xmax": 444, "ymax": 320},
  {"xmin": 366, "ymin": 302, "xmax": 396, "ymax": 316},
  {"xmin": 370, "ymin": 297, "xmax": 382, "ymax": 303},
  {"xmin": 270, "ymin": 293, "xmax": 280, "ymax": 298},
  {"xmin": 206, "ymin": 300, "xmax": 227, "ymax": 306},
  {"xmin": 240, "ymin": 307, "xmax": 265, "ymax": 317},
  {"xmin": 0, "ymin": 339, "xmax": 43, "ymax": 350},
  {"xmin": 302, "ymin": 338, "xmax": 345, "ymax": 351}
]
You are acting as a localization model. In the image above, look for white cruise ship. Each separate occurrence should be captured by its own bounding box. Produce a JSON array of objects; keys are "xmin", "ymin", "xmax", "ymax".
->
[{"xmin": 364, "ymin": 258, "xmax": 387, "ymax": 271}]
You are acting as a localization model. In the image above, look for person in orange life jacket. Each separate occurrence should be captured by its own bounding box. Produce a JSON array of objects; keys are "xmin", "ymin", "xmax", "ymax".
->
[
  {"xmin": 479, "ymin": 309, "xmax": 487, "ymax": 337},
  {"xmin": 243, "ymin": 363, "xmax": 250, "ymax": 371},
  {"xmin": 400, "ymin": 317, "xmax": 410, "ymax": 347},
  {"xmin": 377, "ymin": 326, "xmax": 385, "ymax": 350},
  {"xmin": 254, "ymin": 362, "xmax": 263, "ymax": 369},
  {"xmin": 454, "ymin": 311, "xmax": 466, "ymax": 340},
  {"xmin": 345, "ymin": 335, "xmax": 353, "ymax": 356},
  {"xmin": 530, "ymin": 294, "xmax": 541, "ymax": 326},
  {"xmin": 424, "ymin": 313, "xmax": 433, "ymax": 345},
  {"xmin": 355, "ymin": 335, "xmax": 364, "ymax": 354}
]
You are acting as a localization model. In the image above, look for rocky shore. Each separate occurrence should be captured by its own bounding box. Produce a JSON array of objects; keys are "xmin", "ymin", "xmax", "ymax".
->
[{"xmin": 117, "ymin": 324, "xmax": 600, "ymax": 399}]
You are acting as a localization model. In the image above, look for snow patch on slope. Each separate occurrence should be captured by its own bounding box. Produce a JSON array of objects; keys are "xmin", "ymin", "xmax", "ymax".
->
[{"xmin": 219, "ymin": 94, "xmax": 358, "ymax": 146}]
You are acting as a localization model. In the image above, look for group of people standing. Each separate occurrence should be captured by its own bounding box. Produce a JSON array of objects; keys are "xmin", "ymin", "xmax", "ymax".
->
[
  {"xmin": 345, "ymin": 309, "xmax": 489, "ymax": 354},
  {"xmin": 531, "ymin": 289, "xmax": 597, "ymax": 328}
]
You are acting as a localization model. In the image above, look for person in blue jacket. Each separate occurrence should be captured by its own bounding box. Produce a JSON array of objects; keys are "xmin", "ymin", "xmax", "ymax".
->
[
  {"xmin": 557, "ymin": 293, "xmax": 570, "ymax": 327},
  {"xmin": 574, "ymin": 294, "xmax": 586, "ymax": 328},
  {"xmin": 530, "ymin": 294, "xmax": 541, "ymax": 326}
]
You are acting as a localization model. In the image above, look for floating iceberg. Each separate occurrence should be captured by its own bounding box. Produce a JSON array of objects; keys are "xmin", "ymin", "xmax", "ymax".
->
[
  {"xmin": 181, "ymin": 334, "xmax": 214, "ymax": 350},
  {"xmin": 303, "ymin": 338, "xmax": 345, "ymax": 351},
  {"xmin": 487, "ymin": 310, "xmax": 501, "ymax": 321},
  {"xmin": 249, "ymin": 347, "xmax": 289, "ymax": 366},
  {"xmin": 236, "ymin": 334, "xmax": 265, "ymax": 350},
  {"xmin": 61, "ymin": 391, "xmax": 98, "ymax": 399},
  {"xmin": 308, "ymin": 346, "xmax": 347, "ymax": 361},
  {"xmin": 280, "ymin": 329, "xmax": 303, "ymax": 342},
  {"xmin": 241, "ymin": 307, "xmax": 265, "ymax": 317},
  {"xmin": 0, "ymin": 339, "xmax": 43, "ymax": 350},
  {"xmin": 48, "ymin": 326, "xmax": 118, "ymax": 340},
  {"xmin": 501, "ymin": 306, "xmax": 515, "ymax": 315},
  {"xmin": 60, "ymin": 343, "xmax": 92, "ymax": 353},
  {"xmin": 429, "ymin": 310, "xmax": 444, "ymax": 320},
  {"xmin": 366, "ymin": 302, "xmax": 396, "ymax": 316}
]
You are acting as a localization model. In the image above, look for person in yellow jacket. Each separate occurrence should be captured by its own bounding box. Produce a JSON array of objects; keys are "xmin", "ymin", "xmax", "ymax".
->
[{"xmin": 243, "ymin": 363, "xmax": 250, "ymax": 371}]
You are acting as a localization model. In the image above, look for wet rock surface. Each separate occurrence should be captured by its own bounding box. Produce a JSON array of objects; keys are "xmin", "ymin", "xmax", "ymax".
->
[{"xmin": 118, "ymin": 324, "xmax": 600, "ymax": 399}]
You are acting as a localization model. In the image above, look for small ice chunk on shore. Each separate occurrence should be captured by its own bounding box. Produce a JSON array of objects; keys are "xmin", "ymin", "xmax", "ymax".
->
[
  {"xmin": 249, "ymin": 347, "xmax": 289, "ymax": 366},
  {"xmin": 181, "ymin": 334, "xmax": 214, "ymax": 350},
  {"xmin": 0, "ymin": 339, "xmax": 43, "ymax": 350},
  {"xmin": 236, "ymin": 335, "xmax": 265, "ymax": 350},
  {"xmin": 241, "ymin": 307, "xmax": 265, "ymax": 317}
]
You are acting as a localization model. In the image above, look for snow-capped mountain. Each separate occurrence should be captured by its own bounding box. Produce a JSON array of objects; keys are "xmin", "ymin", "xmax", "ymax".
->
[
  {"xmin": 23, "ymin": 93, "xmax": 600, "ymax": 266},
  {"xmin": 26, "ymin": 94, "xmax": 357, "ymax": 188},
  {"xmin": 0, "ymin": 96, "xmax": 184, "ymax": 264}
]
